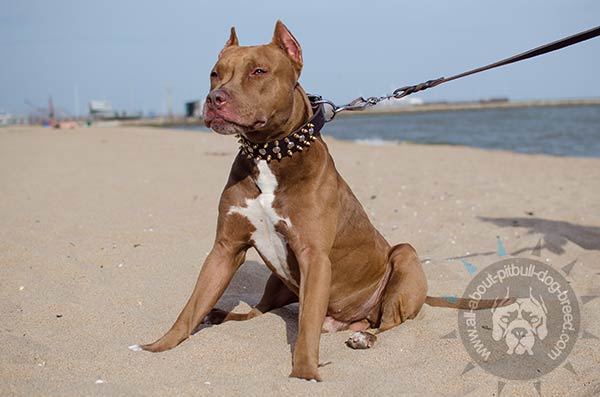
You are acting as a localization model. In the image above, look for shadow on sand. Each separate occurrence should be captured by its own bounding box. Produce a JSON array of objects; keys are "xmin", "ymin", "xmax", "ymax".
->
[
  {"xmin": 193, "ymin": 260, "xmax": 299, "ymax": 352},
  {"xmin": 478, "ymin": 216, "xmax": 600, "ymax": 254}
]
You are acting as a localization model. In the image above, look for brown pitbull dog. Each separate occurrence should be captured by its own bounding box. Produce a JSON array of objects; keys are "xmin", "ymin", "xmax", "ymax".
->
[{"xmin": 138, "ymin": 21, "xmax": 475, "ymax": 381}]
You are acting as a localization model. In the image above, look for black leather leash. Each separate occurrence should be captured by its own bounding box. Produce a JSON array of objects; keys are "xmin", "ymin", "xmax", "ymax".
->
[{"xmin": 313, "ymin": 25, "xmax": 600, "ymax": 119}]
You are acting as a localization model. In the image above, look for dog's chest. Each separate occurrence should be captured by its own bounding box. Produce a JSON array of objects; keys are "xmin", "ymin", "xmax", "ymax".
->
[{"xmin": 228, "ymin": 161, "xmax": 297, "ymax": 287}]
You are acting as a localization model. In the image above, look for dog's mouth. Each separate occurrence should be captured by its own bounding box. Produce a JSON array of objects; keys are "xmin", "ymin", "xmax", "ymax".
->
[
  {"xmin": 205, "ymin": 114, "xmax": 267, "ymax": 136},
  {"xmin": 204, "ymin": 108, "xmax": 267, "ymax": 135}
]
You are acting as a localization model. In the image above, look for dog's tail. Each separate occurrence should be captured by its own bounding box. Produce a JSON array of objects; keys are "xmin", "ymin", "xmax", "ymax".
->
[{"xmin": 425, "ymin": 296, "xmax": 514, "ymax": 310}]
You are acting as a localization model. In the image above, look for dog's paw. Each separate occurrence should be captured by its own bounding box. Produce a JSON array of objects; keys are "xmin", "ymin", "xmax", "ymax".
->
[
  {"xmin": 345, "ymin": 331, "xmax": 377, "ymax": 349},
  {"xmin": 138, "ymin": 332, "xmax": 187, "ymax": 352},
  {"xmin": 139, "ymin": 342, "xmax": 163, "ymax": 352},
  {"xmin": 289, "ymin": 367, "xmax": 322, "ymax": 382}
]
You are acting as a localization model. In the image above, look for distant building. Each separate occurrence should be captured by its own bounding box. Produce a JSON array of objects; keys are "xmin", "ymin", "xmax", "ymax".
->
[
  {"xmin": 479, "ymin": 97, "xmax": 509, "ymax": 104},
  {"xmin": 89, "ymin": 100, "xmax": 116, "ymax": 119},
  {"xmin": 0, "ymin": 111, "xmax": 14, "ymax": 126},
  {"xmin": 89, "ymin": 100, "xmax": 142, "ymax": 120},
  {"xmin": 185, "ymin": 100, "xmax": 203, "ymax": 118}
]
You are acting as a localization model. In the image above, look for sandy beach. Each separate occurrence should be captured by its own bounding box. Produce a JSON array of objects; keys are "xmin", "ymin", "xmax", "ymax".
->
[{"xmin": 1, "ymin": 125, "xmax": 599, "ymax": 396}]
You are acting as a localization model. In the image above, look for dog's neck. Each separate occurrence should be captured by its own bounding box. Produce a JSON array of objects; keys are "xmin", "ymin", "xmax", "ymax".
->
[
  {"xmin": 244, "ymin": 84, "xmax": 313, "ymax": 142},
  {"xmin": 277, "ymin": 84, "xmax": 314, "ymax": 140},
  {"xmin": 237, "ymin": 85, "xmax": 325, "ymax": 163}
]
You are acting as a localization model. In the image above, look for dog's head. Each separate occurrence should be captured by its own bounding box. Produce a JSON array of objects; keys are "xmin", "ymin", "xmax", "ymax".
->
[
  {"xmin": 203, "ymin": 21, "xmax": 304, "ymax": 140},
  {"xmin": 492, "ymin": 288, "xmax": 548, "ymax": 355}
]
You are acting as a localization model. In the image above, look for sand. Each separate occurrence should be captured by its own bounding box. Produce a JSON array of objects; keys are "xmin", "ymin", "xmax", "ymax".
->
[{"xmin": 1, "ymin": 125, "xmax": 599, "ymax": 396}]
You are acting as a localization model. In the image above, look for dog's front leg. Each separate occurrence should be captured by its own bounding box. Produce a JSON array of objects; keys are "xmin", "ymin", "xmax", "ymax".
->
[
  {"xmin": 141, "ymin": 242, "xmax": 246, "ymax": 352},
  {"xmin": 289, "ymin": 248, "xmax": 331, "ymax": 382}
]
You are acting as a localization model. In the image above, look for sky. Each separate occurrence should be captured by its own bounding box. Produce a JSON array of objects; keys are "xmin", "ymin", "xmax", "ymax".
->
[{"xmin": 1, "ymin": 0, "xmax": 599, "ymax": 117}]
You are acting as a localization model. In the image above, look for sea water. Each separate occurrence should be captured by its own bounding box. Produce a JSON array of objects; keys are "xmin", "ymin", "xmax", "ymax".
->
[{"xmin": 184, "ymin": 105, "xmax": 600, "ymax": 158}]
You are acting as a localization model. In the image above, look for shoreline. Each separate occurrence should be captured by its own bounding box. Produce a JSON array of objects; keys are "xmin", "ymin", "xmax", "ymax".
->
[
  {"xmin": 341, "ymin": 98, "xmax": 600, "ymax": 116},
  {"xmin": 120, "ymin": 98, "xmax": 600, "ymax": 128},
  {"xmin": 122, "ymin": 101, "xmax": 600, "ymax": 159}
]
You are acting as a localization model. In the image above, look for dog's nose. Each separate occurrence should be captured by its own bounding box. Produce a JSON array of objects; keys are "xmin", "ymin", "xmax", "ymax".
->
[
  {"xmin": 511, "ymin": 327, "xmax": 528, "ymax": 339},
  {"xmin": 206, "ymin": 89, "xmax": 230, "ymax": 109}
]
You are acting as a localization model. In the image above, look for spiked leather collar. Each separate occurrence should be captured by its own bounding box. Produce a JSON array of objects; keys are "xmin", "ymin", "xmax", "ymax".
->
[{"xmin": 236, "ymin": 101, "xmax": 325, "ymax": 163}]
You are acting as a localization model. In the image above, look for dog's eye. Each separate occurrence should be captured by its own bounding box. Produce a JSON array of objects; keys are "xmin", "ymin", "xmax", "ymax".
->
[
  {"xmin": 210, "ymin": 71, "xmax": 218, "ymax": 78},
  {"xmin": 252, "ymin": 68, "xmax": 268, "ymax": 75}
]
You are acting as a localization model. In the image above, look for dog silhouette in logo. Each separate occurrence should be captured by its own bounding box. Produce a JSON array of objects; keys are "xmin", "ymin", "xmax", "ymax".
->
[{"xmin": 491, "ymin": 288, "xmax": 548, "ymax": 355}]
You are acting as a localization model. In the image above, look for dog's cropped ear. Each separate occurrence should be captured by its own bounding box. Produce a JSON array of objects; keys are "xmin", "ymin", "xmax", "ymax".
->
[
  {"xmin": 272, "ymin": 20, "xmax": 303, "ymax": 73},
  {"xmin": 219, "ymin": 27, "xmax": 239, "ymax": 59}
]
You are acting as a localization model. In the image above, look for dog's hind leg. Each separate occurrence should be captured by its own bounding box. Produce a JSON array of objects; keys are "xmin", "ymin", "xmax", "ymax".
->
[
  {"xmin": 205, "ymin": 273, "xmax": 298, "ymax": 324},
  {"xmin": 346, "ymin": 244, "xmax": 428, "ymax": 350},
  {"xmin": 377, "ymin": 243, "xmax": 428, "ymax": 333}
]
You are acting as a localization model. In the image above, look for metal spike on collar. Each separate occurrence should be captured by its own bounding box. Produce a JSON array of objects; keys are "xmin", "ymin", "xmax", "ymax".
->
[
  {"xmin": 233, "ymin": 102, "xmax": 324, "ymax": 162},
  {"xmin": 237, "ymin": 122, "xmax": 319, "ymax": 161}
]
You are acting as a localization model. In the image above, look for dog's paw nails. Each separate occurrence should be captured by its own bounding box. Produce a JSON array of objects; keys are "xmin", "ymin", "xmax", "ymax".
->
[
  {"xmin": 128, "ymin": 344, "xmax": 143, "ymax": 352},
  {"xmin": 345, "ymin": 331, "xmax": 377, "ymax": 349}
]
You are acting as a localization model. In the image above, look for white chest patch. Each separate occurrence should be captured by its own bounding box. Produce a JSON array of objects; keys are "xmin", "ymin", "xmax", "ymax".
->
[{"xmin": 228, "ymin": 161, "xmax": 297, "ymax": 287}]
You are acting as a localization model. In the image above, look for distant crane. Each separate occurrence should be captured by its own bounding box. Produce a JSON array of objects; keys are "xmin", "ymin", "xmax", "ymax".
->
[
  {"xmin": 25, "ymin": 97, "xmax": 71, "ymax": 120},
  {"xmin": 24, "ymin": 99, "xmax": 48, "ymax": 117},
  {"xmin": 166, "ymin": 83, "xmax": 173, "ymax": 119}
]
